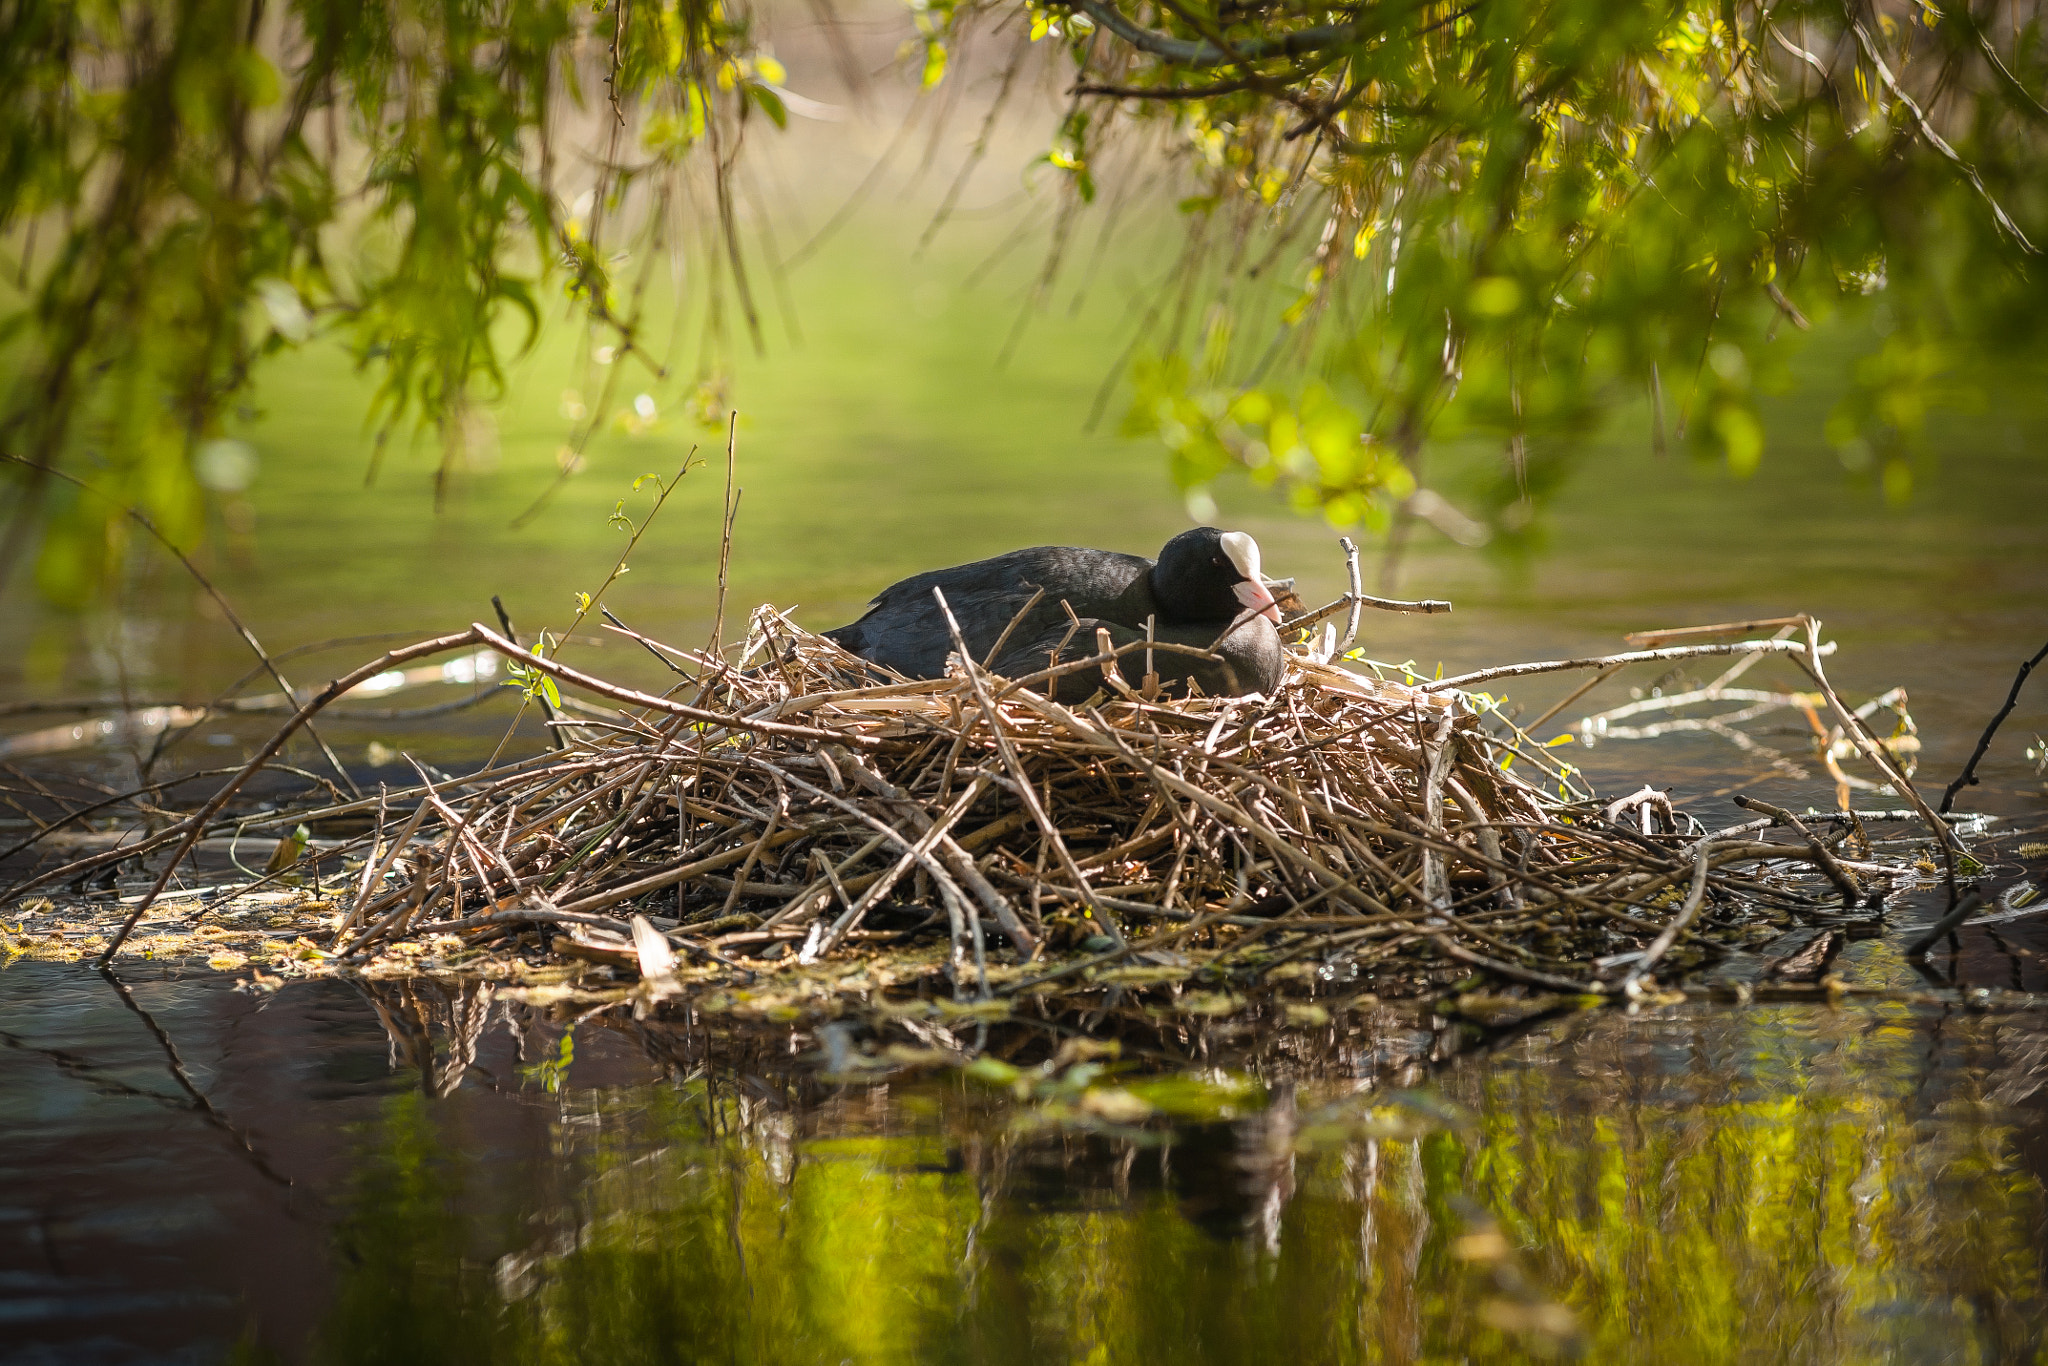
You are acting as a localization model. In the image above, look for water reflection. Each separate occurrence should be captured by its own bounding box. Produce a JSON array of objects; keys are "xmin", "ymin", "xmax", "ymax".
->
[
  {"xmin": 319, "ymin": 994, "xmax": 2048, "ymax": 1364},
  {"xmin": 2, "ymin": 961, "xmax": 2043, "ymax": 1363},
  {"xmin": 1453, "ymin": 1005, "xmax": 2048, "ymax": 1362}
]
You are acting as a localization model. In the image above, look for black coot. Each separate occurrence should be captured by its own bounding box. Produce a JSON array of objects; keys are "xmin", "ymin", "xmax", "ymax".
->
[{"xmin": 824, "ymin": 526, "xmax": 1285, "ymax": 695}]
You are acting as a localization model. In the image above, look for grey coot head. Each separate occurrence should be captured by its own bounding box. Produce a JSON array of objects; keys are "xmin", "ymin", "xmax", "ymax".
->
[{"xmin": 1152, "ymin": 527, "xmax": 1283, "ymax": 626}]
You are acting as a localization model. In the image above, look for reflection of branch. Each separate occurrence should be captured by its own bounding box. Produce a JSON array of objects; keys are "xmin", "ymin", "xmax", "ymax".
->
[
  {"xmin": 1707, "ymin": 720, "xmax": 1807, "ymax": 778},
  {"xmin": 1577, "ymin": 692, "xmax": 1811, "ymax": 779},
  {"xmin": 96, "ymin": 967, "xmax": 313, "ymax": 1202},
  {"xmin": 1, "ymin": 1027, "xmax": 187, "ymax": 1107},
  {"xmin": 1584, "ymin": 686, "xmax": 1801, "ymax": 730},
  {"xmin": 354, "ymin": 977, "xmax": 496, "ymax": 1098},
  {"xmin": 1811, "ymin": 719, "xmax": 1880, "ymax": 794}
]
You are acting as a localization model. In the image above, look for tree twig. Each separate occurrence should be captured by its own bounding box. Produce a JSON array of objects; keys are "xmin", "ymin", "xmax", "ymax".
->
[
  {"xmin": 1941, "ymin": 638, "xmax": 2048, "ymax": 813},
  {"xmin": 1424, "ymin": 637, "xmax": 1828, "ymax": 692},
  {"xmin": 1, "ymin": 454, "xmax": 360, "ymax": 798}
]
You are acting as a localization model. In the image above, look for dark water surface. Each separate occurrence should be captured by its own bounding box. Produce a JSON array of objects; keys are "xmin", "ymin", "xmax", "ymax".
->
[{"xmin": 5, "ymin": 955, "xmax": 2048, "ymax": 1365}]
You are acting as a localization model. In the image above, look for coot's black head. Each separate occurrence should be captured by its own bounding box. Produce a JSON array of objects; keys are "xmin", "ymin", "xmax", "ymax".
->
[{"xmin": 1152, "ymin": 527, "xmax": 1282, "ymax": 626}]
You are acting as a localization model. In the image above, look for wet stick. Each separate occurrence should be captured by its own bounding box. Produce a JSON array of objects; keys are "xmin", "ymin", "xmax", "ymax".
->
[
  {"xmin": 1790, "ymin": 617, "xmax": 1963, "ymax": 903},
  {"xmin": 1905, "ymin": 892, "xmax": 1988, "ymax": 958},
  {"xmin": 1623, "ymin": 846, "xmax": 1712, "ymax": 991},
  {"xmin": 92, "ymin": 628, "xmax": 489, "ymax": 965},
  {"xmin": 1731, "ymin": 794, "xmax": 1865, "ymax": 907}
]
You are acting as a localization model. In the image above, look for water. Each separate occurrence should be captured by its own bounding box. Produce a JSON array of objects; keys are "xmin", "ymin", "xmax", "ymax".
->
[
  {"xmin": 3, "ymin": 204, "xmax": 2048, "ymax": 1361},
  {"xmin": 4, "ymin": 958, "xmax": 2046, "ymax": 1364}
]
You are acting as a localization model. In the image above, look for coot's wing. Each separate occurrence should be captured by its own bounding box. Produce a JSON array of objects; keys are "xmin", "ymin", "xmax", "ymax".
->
[
  {"xmin": 1166, "ymin": 615, "xmax": 1283, "ymax": 695},
  {"xmin": 987, "ymin": 618, "xmax": 1108, "ymax": 699},
  {"xmin": 991, "ymin": 613, "xmax": 1281, "ymax": 700},
  {"xmin": 826, "ymin": 546, "xmax": 1152, "ymax": 680}
]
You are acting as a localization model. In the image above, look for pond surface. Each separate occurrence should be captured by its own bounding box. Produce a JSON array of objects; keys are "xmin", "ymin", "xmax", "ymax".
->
[
  {"xmin": 4, "ymin": 204, "xmax": 2048, "ymax": 1362},
  {"xmin": 5, "ymin": 956, "xmax": 2047, "ymax": 1365}
]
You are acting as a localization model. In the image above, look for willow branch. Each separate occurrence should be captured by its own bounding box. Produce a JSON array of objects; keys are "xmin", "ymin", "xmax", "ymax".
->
[{"xmin": 1059, "ymin": 0, "xmax": 1368, "ymax": 69}]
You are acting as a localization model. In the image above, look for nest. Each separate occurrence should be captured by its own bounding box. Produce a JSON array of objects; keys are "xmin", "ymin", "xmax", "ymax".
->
[{"xmin": 2, "ymin": 597, "xmax": 1968, "ymax": 1008}]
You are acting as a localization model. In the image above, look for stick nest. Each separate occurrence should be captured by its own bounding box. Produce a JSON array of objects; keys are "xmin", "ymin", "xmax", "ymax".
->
[{"xmin": 4, "ymin": 605, "xmax": 1951, "ymax": 1009}]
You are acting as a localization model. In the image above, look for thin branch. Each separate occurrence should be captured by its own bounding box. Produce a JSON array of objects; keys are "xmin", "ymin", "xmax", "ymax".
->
[
  {"xmin": 1423, "ymin": 638, "xmax": 1829, "ymax": 693},
  {"xmin": 1941, "ymin": 637, "xmax": 2048, "ymax": 813},
  {"xmin": 1059, "ymin": 0, "xmax": 1369, "ymax": 69},
  {"xmin": 1, "ymin": 455, "xmax": 361, "ymax": 798}
]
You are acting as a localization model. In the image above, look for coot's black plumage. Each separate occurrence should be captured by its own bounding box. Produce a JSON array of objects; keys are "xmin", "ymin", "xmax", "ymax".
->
[{"xmin": 824, "ymin": 527, "xmax": 1284, "ymax": 696}]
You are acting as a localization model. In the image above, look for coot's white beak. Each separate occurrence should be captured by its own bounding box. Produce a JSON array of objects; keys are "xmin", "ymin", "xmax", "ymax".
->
[
  {"xmin": 1232, "ymin": 577, "xmax": 1283, "ymax": 624},
  {"xmin": 1219, "ymin": 532, "xmax": 1283, "ymax": 624}
]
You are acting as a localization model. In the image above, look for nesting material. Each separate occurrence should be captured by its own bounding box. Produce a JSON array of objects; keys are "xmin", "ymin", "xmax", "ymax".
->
[{"xmin": 2, "ymin": 603, "xmax": 1961, "ymax": 1006}]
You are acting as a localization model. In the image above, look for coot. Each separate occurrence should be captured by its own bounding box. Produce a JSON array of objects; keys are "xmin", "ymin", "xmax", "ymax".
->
[{"xmin": 825, "ymin": 527, "xmax": 1284, "ymax": 692}]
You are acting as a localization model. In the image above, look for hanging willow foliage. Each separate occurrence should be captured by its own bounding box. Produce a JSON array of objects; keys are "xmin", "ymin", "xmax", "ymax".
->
[
  {"xmin": 932, "ymin": 0, "xmax": 2048, "ymax": 562},
  {"xmin": 0, "ymin": 0, "xmax": 785, "ymax": 604}
]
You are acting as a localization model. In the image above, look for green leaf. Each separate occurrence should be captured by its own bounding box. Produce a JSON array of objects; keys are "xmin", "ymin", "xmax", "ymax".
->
[
  {"xmin": 232, "ymin": 50, "xmax": 282, "ymax": 108},
  {"xmin": 745, "ymin": 81, "xmax": 788, "ymax": 129}
]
